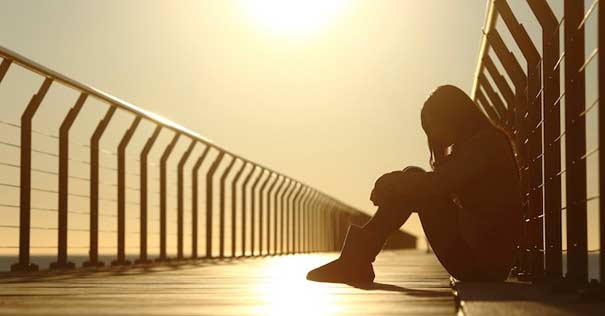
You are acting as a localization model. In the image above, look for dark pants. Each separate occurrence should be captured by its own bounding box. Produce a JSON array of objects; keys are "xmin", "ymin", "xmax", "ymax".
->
[{"xmin": 363, "ymin": 167, "xmax": 510, "ymax": 282}]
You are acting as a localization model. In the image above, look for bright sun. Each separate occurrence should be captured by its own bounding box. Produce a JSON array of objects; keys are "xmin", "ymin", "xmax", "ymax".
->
[{"xmin": 241, "ymin": 0, "xmax": 349, "ymax": 37}]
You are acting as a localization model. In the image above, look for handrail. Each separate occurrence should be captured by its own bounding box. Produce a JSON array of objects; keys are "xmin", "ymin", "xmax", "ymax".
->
[
  {"xmin": 471, "ymin": 0, "xmax": 497, "ymax": 100},
  {"xmin": 0, "ymin": 44, "xmax": 360, "ymax": 214}
]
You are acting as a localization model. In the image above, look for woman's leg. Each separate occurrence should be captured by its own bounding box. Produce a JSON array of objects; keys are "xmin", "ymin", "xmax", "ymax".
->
[
  {"xmin": 417, "ymin": 197, "xmax": 482, "ymax": 281},
  {"xmin": 362, "ymin": 205, "xmax": 412, "ymax": 246}
]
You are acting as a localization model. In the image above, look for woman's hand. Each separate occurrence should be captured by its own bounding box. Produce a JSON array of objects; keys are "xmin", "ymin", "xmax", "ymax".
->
[
  {"xmin": 370, "ymin": 170, "xmax": 405, "ymax": 206},
  {"xmin": 370, "ymin": 167, "xmax": 426, "ymax": 207}
]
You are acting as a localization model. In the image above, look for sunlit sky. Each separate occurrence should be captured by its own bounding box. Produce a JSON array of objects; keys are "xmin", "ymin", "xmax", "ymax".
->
[{"xmin": 0, "ymin": 0, "xmax": 600, "ymax": 253}]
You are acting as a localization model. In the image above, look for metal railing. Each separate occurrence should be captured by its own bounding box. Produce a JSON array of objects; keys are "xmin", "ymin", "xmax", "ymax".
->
[
  {"xmin": 0, "ymin": 45, "xmax": 416, "ymax": 272},
  {"xmin": 472, "ymin": 0, "xmax": 603, "ymax": 285}
]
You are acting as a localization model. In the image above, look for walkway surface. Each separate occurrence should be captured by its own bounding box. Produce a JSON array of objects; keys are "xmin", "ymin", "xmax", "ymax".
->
[{"xmin": 0, "ymin": 250, "xmax": 455, "ymax": 316}]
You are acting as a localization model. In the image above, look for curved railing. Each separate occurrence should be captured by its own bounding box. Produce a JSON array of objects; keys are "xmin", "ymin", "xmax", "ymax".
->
[
  {"xmin": 471, "ymin": 0, "xmax": 603, "ymax": 285},
  {"xmin": 0, "ymin": 45, "xmax": 417, "ymax": 272}
]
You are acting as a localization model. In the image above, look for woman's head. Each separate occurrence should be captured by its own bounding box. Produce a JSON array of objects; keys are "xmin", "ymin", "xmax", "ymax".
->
[{"xmin": 421, "ymin": 85, "xmax": 493, "ymax": 168}]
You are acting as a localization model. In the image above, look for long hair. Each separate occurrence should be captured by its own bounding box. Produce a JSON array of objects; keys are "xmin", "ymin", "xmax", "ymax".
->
[{"xmin": 420, "ymin": 85, "xmax": 518, "ymax": 172}]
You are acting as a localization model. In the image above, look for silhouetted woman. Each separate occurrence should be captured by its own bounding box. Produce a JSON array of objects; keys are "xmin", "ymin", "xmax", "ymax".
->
[{"xmin": 307, "ymin": 85, "xmax": 522, "ymax": 283}]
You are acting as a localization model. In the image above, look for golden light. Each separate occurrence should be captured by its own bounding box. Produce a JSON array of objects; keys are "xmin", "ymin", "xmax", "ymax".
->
[
  {"xmin": 241, "ymin": 0, "xmax": 349, "ymax": 37},
  {"xmin": 252, "ymin": 255, "xmax": 347, "ymax": 316}
]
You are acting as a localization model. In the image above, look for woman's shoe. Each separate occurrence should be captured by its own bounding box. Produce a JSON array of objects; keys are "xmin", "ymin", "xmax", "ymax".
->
[{"xmin": 306, "ymin": 225, "xmax": 379, "ymax": 283}]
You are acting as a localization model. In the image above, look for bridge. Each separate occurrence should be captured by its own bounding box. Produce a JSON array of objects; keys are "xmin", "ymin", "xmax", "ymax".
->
[{"xmin": 0, "ymin": 1, "xmax": 604, "ymax": 315}]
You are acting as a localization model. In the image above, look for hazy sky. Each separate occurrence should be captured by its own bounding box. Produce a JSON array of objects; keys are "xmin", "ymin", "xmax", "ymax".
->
[{"xmin": 0, "ymin": 0, "xmax": 599, "ymax": 254}]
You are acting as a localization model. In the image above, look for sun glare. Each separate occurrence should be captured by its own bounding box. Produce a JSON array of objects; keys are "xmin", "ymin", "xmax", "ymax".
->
[
  {"xmin": 241, "ymin": 0, "xmax": 349, "ymax": 37},
  {"xmin": 252, "ymin": 255, "xmax": 346, "ymax": 316}
]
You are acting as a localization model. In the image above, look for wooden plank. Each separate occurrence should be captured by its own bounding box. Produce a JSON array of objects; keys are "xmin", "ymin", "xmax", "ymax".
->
[
  {"xmin": 456, "ymin": 279, "xmax": 605, "ymax": 316},
  {"xmin": 0, "ymin": 250, "xmax": 455, "ymax": 316}
]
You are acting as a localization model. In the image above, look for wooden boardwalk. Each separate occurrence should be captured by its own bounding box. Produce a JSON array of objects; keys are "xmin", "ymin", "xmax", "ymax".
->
[{"xmin": 0, "ymin": 250, "xmax": 454, "ymax": 316}]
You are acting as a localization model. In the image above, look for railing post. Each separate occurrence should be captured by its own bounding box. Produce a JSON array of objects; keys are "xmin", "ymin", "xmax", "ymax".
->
[
  {"xmin": 206, "ymin": 150, "xmax": 225, "ymax": 258},
  {"xmin": 135, "ymin": 126, "xmax": 162, "ymax": 265},
  {"xmin": 486, "ymin": 28, "xmax": 530, "ymax": 277},
  {"xmin": 287, "ymin": 182, "xmax": 299, "ymax": 254},
  {"xmin": 250, "ymin": 169, "xmax": 265, "ymax": 256},
  {"xmin": 11, "ymin": 78, "xmax": 52, "ymax": 272},
  {"xmin": 280, "ymin": 179, "xmax": 293, "ymax": 254},
  {"xmin": 563, "ymin": 0, "xmax": 588, "ymax": 285},
  {"xmin": 0, "ymin": 58, "xmax": 11, "ymax": 83},
  {"xmin": 219, "ymin": 156, "xmax": 236, "ymax": 259},
  {"xmin": 231, "ymin": 161, "xmax": 247, "ymax": 257},
  {"xmin": 478, "ymin": 73, "xmax": 507, "ymax": 120},
  {"xmin": 495, "ymin": 0, "xmax": 544, "ymax": 281},
  {"xmin": 157, "ymin": 134, "xmax": 180, "ymax": 262},
  {"xmin": 309, "ymin": 191, "xmax": 319, "ymax": 252},
  {"xmin": 295, "ymin": 186, "xmax": 305, "ymax": 253},
  {"xmin": 273, "ymin": 176, "xmax": 286, "ymax": 254},
  {"xmin": 266, "ymin": 174, "xmax": 280, "ymax": 255},
  {"xmin": 177, "ymin": 140, "xmax": 196, "ymax": 260},
  {"xmin": 111, "ymin": 116, "xmax": 141, "ymax": 267},
  {"xmin": 292, "ymin": 184, "xmax": 304, "ymax": 253},
  {"xmin": 321, "ymin": 198, "xmax": 329, "ymax": 251},
  {"xmin": 191, "ymin": 146, "xmax": 211, "ymax": 259},
  {"xmin": 82, "ymin": 106, "xmax": 116, "ymax": 268},
  {"xmin": 241, "ymin": 165, "xmax": 257, "ymax": 257},
  {"xmin": 307, "ymin": 190, "xmax": 316, "ymax": 252},
  {"xmin": 258, "ymin": 172, "xmax": 273, "ymax": 256},
  {"xmin": 51, "ymin": 92, "xmax": 87, "ymax": 270},
  {"xmin": 476, "ymin": 88, "xmax": 502, "ymax": 124},
  {"xmin": 303, "ymin": 188, "xmax": 314, "ymax": 253},
  {"xmin": 528, "ymin": 0, "xmax": 563, "ymax": 281},
  {"xmin": 318, "ymin": 195, "xmax": 325, "ymax": 252},
  {"xmin": 482, "ymin": 55, "xmax": 516, "ymax": 128},
  {"xmin": 599, "ymin": 0, "xmax": 605, "ymax": 284}
]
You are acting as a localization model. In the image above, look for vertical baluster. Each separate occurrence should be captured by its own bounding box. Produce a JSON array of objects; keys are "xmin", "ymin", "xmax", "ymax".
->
[
  {"xmin": 476, "ymin": 88, "xmax": 501, "ymax": 125},
  {"xmin": 231, "ymin": 161, "xmax": 247, "ymax": 257},
  {"xmin": 250, "ymin": 169, "xmax": 265, "ymax": 256},
  {"xmin": 0, "ymin": 58, "xmax": 11, "ymax": 83},
  {"xmin": 273, "ymin": 176, "xmax": 286, "ymax": 254},
  {"xmin": 486, "ymin": 29, "xmax": 529, "ymax": 276},
  {"xmin": 191, "ymin": 146, "xmax": 211, "ymax": 259},
  {"xmin": 51, "ymin": 92, "xmax": 87, "ymax": 270},
  {"xmin": 157, "ymin": 134, "xmax": 180, "ymax": 262},
  {"xmin": 241, "ymin": 165, "xmax": 257, "ymax": 256},
  {"xmin": 206, "ymin": 151, "xmax": 225, "ymax": 258},
  {"xmin": 528, "ymin": 0, "xmax": 563, "ymax": 280},
  {"xmin": 135, "ymin": 126, "xmax": 161, "ymax": 265},
  {"xmin": 482, "ymin": 55, "xmax": 516, "ymax": 128},
  {"xmin": 598, "ymin": 0, "xmax": 605, "ymax": 284},
  {"xmin": 302, "ymin": 188, "xmax": 311, "ymax": 253},
  {"xmin": 564, "ymin": 0, "xmax": 588, "ymax": 284},
  {"xmin": 287, "ymin": 182, "xmax": 299, "ymax": 254},
  {"xmin": 11, "ymin": 78, "xmax": 52, "ymax": 272},
  {"xmin": 82, "ymin": 106, "xmax": 116, "ymax": 268},
  {"xmin": 307, "ymin": 191, "xmax": 316, "ymax": 253},
  {"xmin": 219, "ymin": 156, "xmax": 235, "ymax": 259},
  {"xmin": 177, "ymin": 140, "xmax": 196, "ymax": 260},
  {"xmin": 478, "ymin": 74, "xmax": 507, "ymax": 121},
  {"xmin": 258, "ymin": 172, "xmax": 272, "ymax": 256},
  {"xmin": 311, "ymin": 192, "xmax": 321, "ymax": 252},
  {"xmin": 496, "ymin": 0, "xmax": 544, "ymax": 280},
  {"xmin": 280, "ymin": 179, "xmax": 292, "ymax": 254},
  {"xmin": 292, "ymin": 183, "xmax": 303, "ymax": 253},
  {"xmin": 111, "ymin": 117, "xmax": 141, "ymax": 266},
  {"xmin": 266, "ymin": 174, "xmax": 280, "ymax": 255}
]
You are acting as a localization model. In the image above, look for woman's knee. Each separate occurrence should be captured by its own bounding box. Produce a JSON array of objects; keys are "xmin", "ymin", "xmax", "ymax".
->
[{"xmin": 402, "ymin": 166, "xmax": 426, "ymax": 174}]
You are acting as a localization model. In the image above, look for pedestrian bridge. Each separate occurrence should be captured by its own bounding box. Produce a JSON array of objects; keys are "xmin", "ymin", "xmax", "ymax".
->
[{"xmin": 0, "ymin": 1, "xmax": 604, "ymax": 315}]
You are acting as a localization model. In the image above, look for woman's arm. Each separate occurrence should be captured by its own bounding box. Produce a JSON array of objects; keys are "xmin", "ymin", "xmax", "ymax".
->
[{"xmin": 371, "ymin": 129, "xmax": 496, "ymax": 208}]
